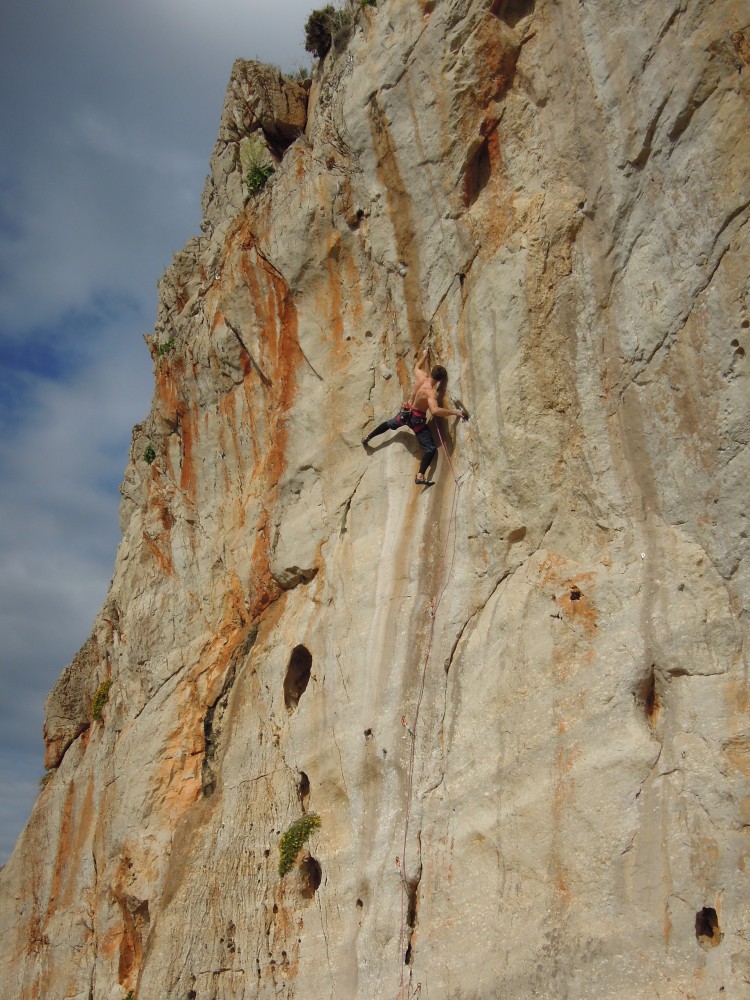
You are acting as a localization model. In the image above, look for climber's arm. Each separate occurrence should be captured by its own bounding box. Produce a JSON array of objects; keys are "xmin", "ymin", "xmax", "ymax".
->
[
  {"xmin": 414, "ymin": 349, "xmax": 429, "ymax": 380},
  {"xmin": 427, "ymin": 391, "xmax": 464, "ymax": 420}
]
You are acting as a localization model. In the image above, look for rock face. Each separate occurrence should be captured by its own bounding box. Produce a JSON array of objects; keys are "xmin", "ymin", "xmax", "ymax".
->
[{"xmin": 2, "ymin": 1, "xmax": 749, "ymax": 997}]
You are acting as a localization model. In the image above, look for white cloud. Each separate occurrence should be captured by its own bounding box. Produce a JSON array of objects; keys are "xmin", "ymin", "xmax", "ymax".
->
[
  {"xmin": 0, "ymin": 107, "xmax": 200, "ymax": 331},
  {"xmin": 0, "ymin": 317, "xmax": 152, "ymax": 860},
  {"xmin": 0, "ymin": 0, "xmax": 320, "ymax": 861}
]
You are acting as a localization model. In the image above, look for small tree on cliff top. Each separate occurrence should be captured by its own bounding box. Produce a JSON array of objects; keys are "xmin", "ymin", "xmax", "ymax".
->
[
  {"xmin": 304, "ymin": 4, "xmax": 355, "ymax": 60},
  {"xmin": 304, "ymin": 5, "xmax": 336, "ymax": 59}
]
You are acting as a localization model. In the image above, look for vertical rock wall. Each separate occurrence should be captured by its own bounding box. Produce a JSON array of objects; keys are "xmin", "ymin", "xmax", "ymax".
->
[{"xmin": 1, "ymin": 1, "xmax": 749, "ymax": 998}]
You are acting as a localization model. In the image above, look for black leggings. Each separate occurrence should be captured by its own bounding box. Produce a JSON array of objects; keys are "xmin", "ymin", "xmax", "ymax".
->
[
  {"xmin": 368, "ymin": 420, "xmax": 392, "ymax": 439},
  {"xmin": 368, "ymin": 420, "xmax": 437, "ymax": 475}
]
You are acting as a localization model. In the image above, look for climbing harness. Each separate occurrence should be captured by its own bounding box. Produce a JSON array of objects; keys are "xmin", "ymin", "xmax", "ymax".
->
[
  {"xmin": 395, "ymin": 402, "xmax": 429, "ymax": 434},
  {"xmin": 396, "ymin": 416, "xmax": 462, "ymax": 999}
]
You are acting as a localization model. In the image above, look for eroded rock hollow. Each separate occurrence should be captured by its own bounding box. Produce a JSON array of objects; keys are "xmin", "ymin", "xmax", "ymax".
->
[{"xmin": 2, "ymin": 1, "xmax": 749, "ymax": 997}]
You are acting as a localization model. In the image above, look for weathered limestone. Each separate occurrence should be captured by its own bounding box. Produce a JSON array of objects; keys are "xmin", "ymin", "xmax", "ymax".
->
[{"xmin": 2, "ymin": 1, "xmax": 749, "ymax": 998}]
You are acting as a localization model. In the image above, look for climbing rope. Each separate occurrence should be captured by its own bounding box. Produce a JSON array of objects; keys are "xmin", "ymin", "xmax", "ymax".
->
[{"xmin": 397, "ymin": 416, "xmax": 461, "ymax": 999}]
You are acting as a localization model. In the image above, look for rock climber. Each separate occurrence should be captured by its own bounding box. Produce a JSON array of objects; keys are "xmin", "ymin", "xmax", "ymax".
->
[{"xmin": 362, "ymin": 349, "xmax": 467, "ymax": 485}]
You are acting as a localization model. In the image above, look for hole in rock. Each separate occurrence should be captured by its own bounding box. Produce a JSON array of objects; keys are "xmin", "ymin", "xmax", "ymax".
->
[
  {"xmin": 284, "ymin": 645, "xmax": 312, "ymax": 711},
  {"xmin": 644, "ymin": 672, "xmax": 658, "ymax": 722},
  {"xmin": 492, "ymin": 0, "xmax": 536, "ymax": 27},
  {"xmin": 406, "ymin": 880, "xmax": 419, "ymax": 928},
  {"xmin": 741, "ymin": 319, "xmax": 749, "ymax": 328},
  {"xmin": 695, "ymin": 907, "xmax": 722, "ymax": 948},
  {"xmin": 405, "ymin": 942, "xmax": 413, "ymax": 965},
  {"xmin": 202, "ymin": 663, "xmax": 238, "ymax": 797},
  {"xmin": 465, "ymin": 139, "xmax": 492, "ymax": 207},
  {"xmin": 273, "ymin": 903, "xmax": 278, "ymax": 914},
  {"xmin": 364, "ymin": 728, "xmax": 373, "ymax": 740},
  {"xmin": 188, "ymin": 992, "xmax": 197, "ymax": 1000},
  {"xmin": 731, "ymin": 339, "xmax": 740, "ymax": 347},
  {"xmin": 356, "ymin": 898, "xmax": 364, "ymax": 908},
  {"xmin": 635, "ymin": 664, "xmax": 660, "ymax": 727},
  {"xmin": 298, "ymin": 771, "xmax": 310, "ymax": 811},
  {"xmin": 569, "ymin": 586, "xmax": 582, "ymax": 601},
  {"xmin": 735, "ymin": 346, "xmax": 746, "ymax": 359},
  {"xmin": 299, "ymin": 856, "xmax": 322, "ymax": 899}
]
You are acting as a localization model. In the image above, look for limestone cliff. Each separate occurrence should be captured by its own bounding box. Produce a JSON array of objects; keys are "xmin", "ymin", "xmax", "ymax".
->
[{"xmin": 2, "ymin": 1, "xmax": 749, "ymax": 998}]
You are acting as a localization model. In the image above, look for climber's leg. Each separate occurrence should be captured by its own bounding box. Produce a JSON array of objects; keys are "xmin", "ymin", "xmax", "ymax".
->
[
  {"xmin": 363, "ymin": 414, "xmax": 403, "ymax": 447},
  {"xmin": 415, "ymin": 426, "xmax": 437, "ymax": 481}
]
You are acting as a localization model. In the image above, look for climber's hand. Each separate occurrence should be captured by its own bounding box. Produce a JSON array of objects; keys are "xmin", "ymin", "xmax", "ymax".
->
[{"xmin": 452, "ymin": 398, "xmax": 470, "ymax": 422}]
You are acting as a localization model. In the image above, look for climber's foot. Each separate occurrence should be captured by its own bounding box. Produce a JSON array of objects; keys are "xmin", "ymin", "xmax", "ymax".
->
[
  {"xmin": 415, "ymin": 475, "xmax": 433, "ymax": 487},
  {"xmin": 362, "ymin": 437, "xmax": 371, "ymax": 449}
]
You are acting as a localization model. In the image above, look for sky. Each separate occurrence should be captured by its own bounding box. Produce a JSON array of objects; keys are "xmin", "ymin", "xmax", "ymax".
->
[{"xmin": 0, "ymin": 0, "xmax": 318, "ymax": 864}]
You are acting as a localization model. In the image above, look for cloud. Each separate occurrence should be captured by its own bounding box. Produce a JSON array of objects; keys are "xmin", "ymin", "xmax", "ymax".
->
[
  {"xmin": 0, "ymin": 104, "xmax": 202, "ymax": 332},
  {"xmin": 0, "ymin": 0, "xmax": 315, "ymax": 333},
  {"xmin": 0, "ymin": 0, "xmax": 320, "ymax": 863},
  {"xmin": 0, "ymin": 313, "xmax": 152, "ymax": 860}
]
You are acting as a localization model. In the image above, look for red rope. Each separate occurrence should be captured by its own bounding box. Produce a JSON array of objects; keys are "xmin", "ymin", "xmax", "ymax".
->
[{"xmin": 397, "ymin": 418, "xmax": 460, "ymax": 998}]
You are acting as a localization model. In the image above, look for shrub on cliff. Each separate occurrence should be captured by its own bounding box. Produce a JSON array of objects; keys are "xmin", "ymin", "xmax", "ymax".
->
[
  {"xmin": 240, "ymin": 134, "xmax": 275, "ymax": 195},
  {"xmin": 91, "ymin": 679, "xmax": 112, "ymax": 722},
  {"xmin": 246, "ymin": 160, "xmax": 275, "ymax": 194},
  {"xmin": 157, "ymin": 338, "xmax": 175, "ymax": 356},
  {"xmin": 278, "ymin": 813, "xmax": 321, "ymax": 876},
  {"xmin": 304, "ymin": 5, "xmax": 353, "ymax": 60}
]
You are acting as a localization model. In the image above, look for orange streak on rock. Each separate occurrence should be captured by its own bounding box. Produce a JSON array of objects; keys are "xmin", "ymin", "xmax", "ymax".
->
[
  {"xmin": 142, "ymin": 532, "xmax": 175, "ymax": 576},
  {"xmin": 178, "ymin": 403, "xmax": 198, "ymax": 498},
  {"xmin": 42, "ymin": 779, "xmax": 77, "ymax": 929},
  {"xmin": 344, "ymin": 252, "xmax": 363, "ymax": 324},
  {"xmin": 212, "ymin": 220, "xmax": 305, "ymax": 617}
]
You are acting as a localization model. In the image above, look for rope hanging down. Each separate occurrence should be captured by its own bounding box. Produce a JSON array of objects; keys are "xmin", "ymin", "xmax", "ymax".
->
[{"xmin": 397, "ymin": 417, "xmax": 462, "ymax": 999}]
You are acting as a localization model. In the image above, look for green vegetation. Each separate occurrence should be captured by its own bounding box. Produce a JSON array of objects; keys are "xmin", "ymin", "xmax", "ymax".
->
[
  {"xmin": 286, "ymin": 64, "xmax": 312, "ymax": 81},
  {"xmin": 304, "ymin": 5, "xmax": 353, "ymax": 60},
  {"xmin": 246, "ymin": 161, "xmax": 275, "ymax": 194},
  {"xmin": 39, "ymin": 770, "xmax": 55, "ymax": 790},
  {"xmin": 278, "ymin": 813, "xmax": 321, "ymax": 877},
  {"xmin": 241, "ymin": 135, "xmax": 275, "ymax": 195},
  {"xmin": 157, "ymin": 339, "xmax": 175, "ymax": 356},
  {"xmin": 143, "ymin": 445, "xmax": 156, "ymax": 465},
  {"xmin": 91, "ymin": 679, "xmax": 113, "ymax": 722}
]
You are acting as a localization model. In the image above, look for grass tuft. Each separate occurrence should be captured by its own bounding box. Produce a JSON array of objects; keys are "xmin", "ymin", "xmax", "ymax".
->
[
  {"xmin": 278, "ymin": 813, "xmax": 321, "ymax": 876},
  {"xmin": 91, "ymin": 679, "xmax": 113, "ymax": 722}
]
